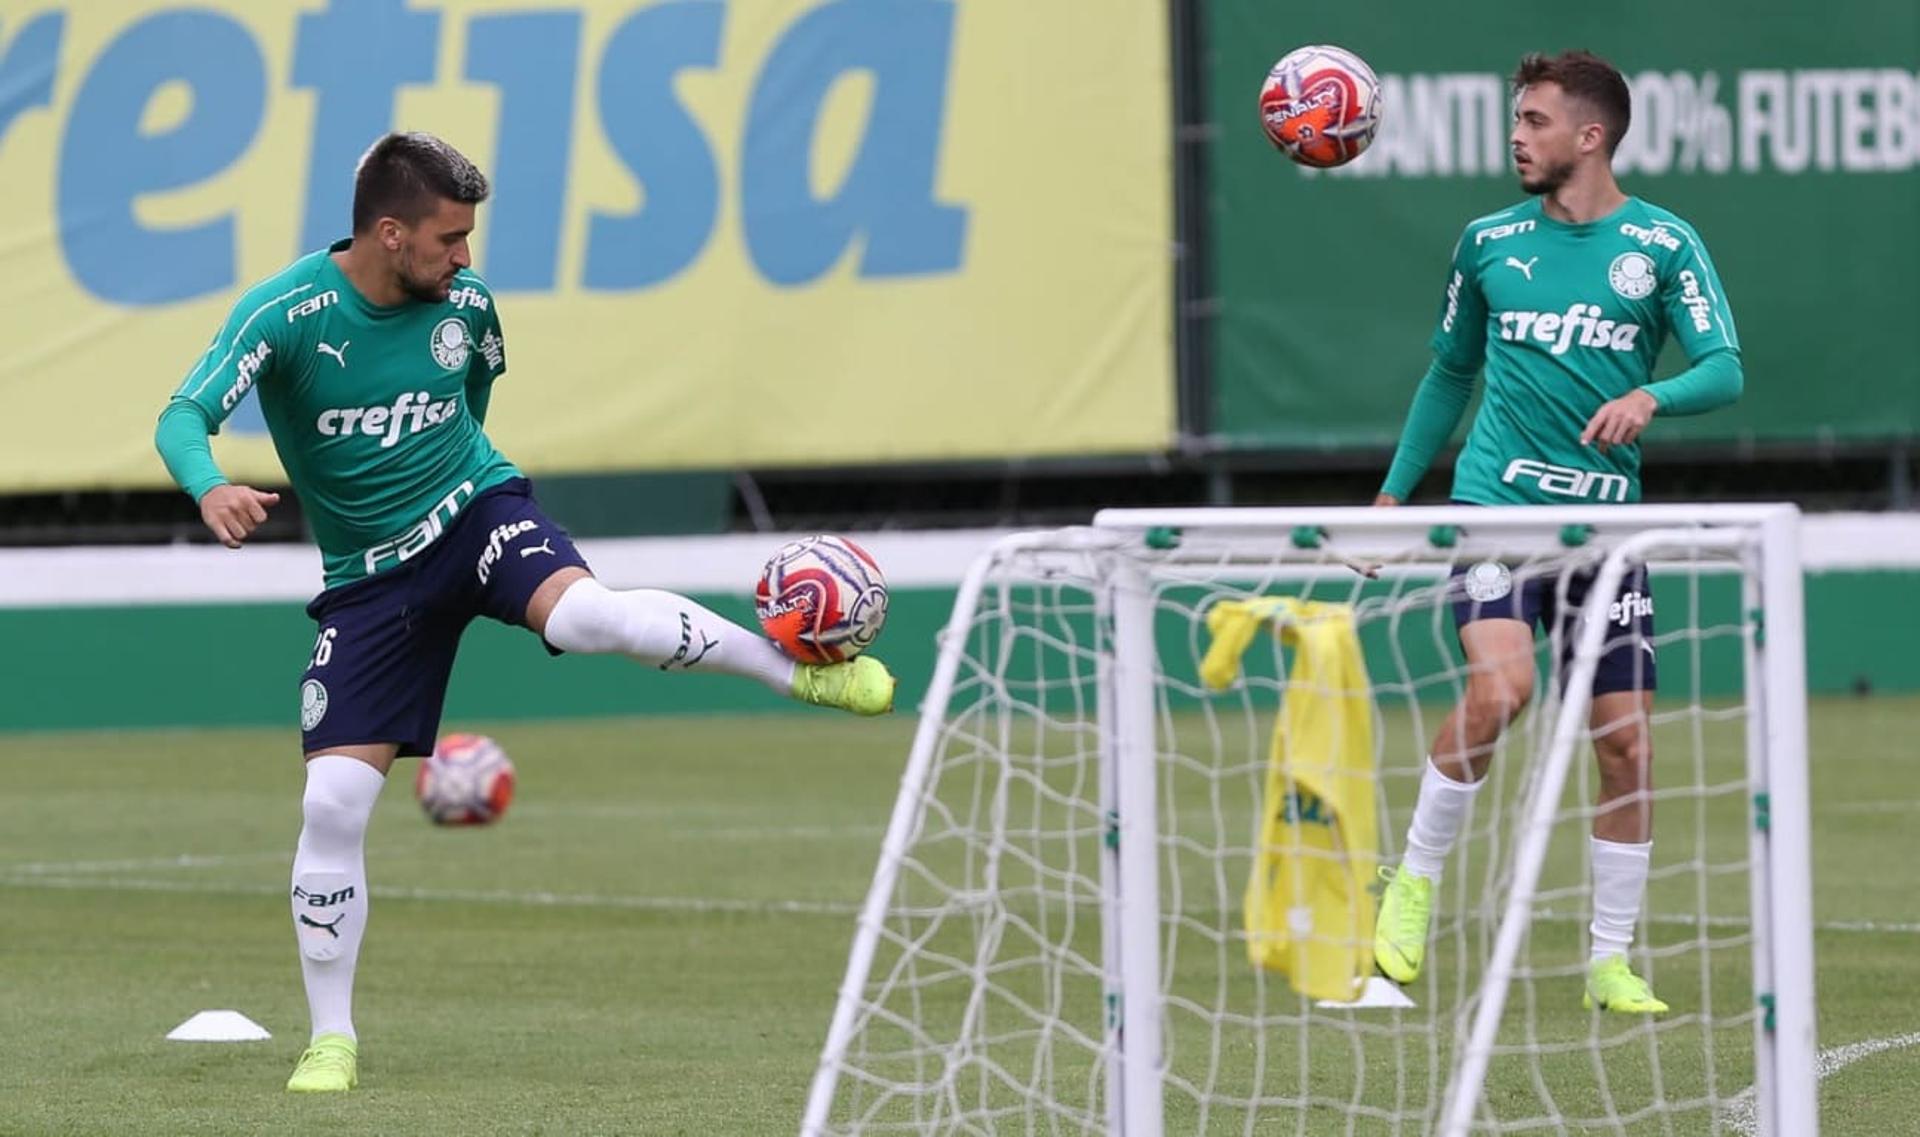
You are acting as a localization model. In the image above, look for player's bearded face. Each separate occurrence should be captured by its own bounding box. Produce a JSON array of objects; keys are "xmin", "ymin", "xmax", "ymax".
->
[
  {"xmin": 1510, "ymin": 84, "xmax": 1581, "ymax": 195},
  {"xmin": 393, "ymin": 199, "xmax": 477, "ymax": 304}
]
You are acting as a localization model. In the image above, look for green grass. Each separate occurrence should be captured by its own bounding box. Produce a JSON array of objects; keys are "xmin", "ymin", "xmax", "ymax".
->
[{"xmin": 2, "ymin": 699, "xmax": 1917, "ymax": 1135}]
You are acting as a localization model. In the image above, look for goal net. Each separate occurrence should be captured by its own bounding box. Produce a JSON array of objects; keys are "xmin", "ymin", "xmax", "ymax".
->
[{"xmin": 803, "ymin": 505, "xmax": 1815, "ymax": 1137}]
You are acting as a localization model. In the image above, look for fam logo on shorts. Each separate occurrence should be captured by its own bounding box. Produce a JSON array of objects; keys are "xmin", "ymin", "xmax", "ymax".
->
[
  {"xmin": 430, "ymin": 317, "xmax": 471, "ymax": 369},
  {"xmin": 300, "ymin": 679, "xmax": 329, "ymax": 731},
  {"xmin": 1608, "ymin": 252, "xmax": 1657, "ymax": 300},
  {"xmin": 1463, "ymin": 561, "xmax": 1513, "ymax": 603}
]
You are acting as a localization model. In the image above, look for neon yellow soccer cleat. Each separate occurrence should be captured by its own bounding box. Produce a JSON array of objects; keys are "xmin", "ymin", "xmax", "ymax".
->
[
  {"xmin": 1583, "ymin": 955, "xmax": 1670, "ymax": 1015},
  {"xmin": 1373, "ymin": 866, "xmax": 1434, "ymax": 984},
  {"xmin": 793, "ymin": 655, "xmax": 896, "ymax": 717},
  {"xmin": 286, "ymin": 1033, "xmax": 358, "ymax": 1093}
]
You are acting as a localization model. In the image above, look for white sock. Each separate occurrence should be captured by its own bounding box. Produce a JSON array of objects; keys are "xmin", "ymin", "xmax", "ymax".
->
[
  {"xmin": 291, "ymin": 754, "xmax": 385, "ymax": 1043},
  {"xmin": 542, "ymin": 578, "xmax": 795, "ymax": 693},
  {"xmin": 1589, "ymin": 836, "xmax": 1653, "ymax": 963},
  {"xmin": 1399, "ymin": 757, "xmax": 1484, "ymax": 880}
]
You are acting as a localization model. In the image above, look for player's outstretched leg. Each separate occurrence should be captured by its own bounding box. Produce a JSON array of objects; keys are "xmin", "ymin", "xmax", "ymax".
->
[
  {"xmin": 286, "ymin": 1033, "xmax": 359, "ymax": 1092},
  {"xmin": 541, "ymin": 578, "xmax": 894, "ymax": 714},
  {"xmin": 792, "ymin": 655, "xmax": 896, "ymax": 716}
]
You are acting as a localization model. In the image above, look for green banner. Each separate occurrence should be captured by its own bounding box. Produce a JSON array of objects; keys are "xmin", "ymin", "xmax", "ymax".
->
[{"xmin": 1210, "ymin": 5, "xmax": 1920, "ymax": 453}]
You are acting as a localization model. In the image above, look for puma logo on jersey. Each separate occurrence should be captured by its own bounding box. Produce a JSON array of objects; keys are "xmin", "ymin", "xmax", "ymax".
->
[
  {"xmin": 1504, "ymin": 256, "xmax": 1538, "ymax": 280},
  {"xmin": 316, "ymin": 341, "xmax": 349, "ymax": 367},
  {"xmin": 519, "ymin": 539, "xmax": 555, "ymax": 559},
  {"xmin": 1495, "ymin": 303, "xmax": 1642, "ymax": 355}
]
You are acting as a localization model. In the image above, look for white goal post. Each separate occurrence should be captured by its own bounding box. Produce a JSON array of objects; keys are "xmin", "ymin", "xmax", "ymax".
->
[{"xmin": 804, "ymin": 504, "xmax": 1816, "ymax": 1136}]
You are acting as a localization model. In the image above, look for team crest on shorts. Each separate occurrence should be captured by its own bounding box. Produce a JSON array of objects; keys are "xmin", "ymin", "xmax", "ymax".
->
[
  {"xmin": 430, "ymin": 317, "xmax": 471, "ymax": 369},
  {"xmin": 1462, "ymin": 561, "xmax": 1513, "ymax": 603},
  {"xmin": 1608, "ymin": 252, "xmax": 1657, "ymax": 300},
  {"xmin": 300, "ymin": 679, "xmax": 330, "ymax": 731}
]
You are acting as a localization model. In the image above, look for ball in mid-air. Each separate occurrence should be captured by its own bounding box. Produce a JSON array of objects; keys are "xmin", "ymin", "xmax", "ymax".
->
[
  {"xmin": 1259, "ymin": 44, "xmax": 1383, "ymax": 168},
  {"xmin": 415, "ymin": 733, "xmax": 516, "ymax": 826}
]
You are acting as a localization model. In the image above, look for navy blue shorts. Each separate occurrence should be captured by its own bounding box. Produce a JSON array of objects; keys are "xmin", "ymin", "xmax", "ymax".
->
[
  {"xmin": 298, "ymin": 478, "xmax": 590, "ymax": 757},
  {"xmin": 1449, "ymin": 559, "xmax": 1657, "ymax": 696}
]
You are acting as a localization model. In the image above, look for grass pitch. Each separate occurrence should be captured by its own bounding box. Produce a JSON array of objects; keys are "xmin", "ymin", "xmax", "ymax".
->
[{"xmin": 2, "ymin": 699, "xmax": 1917, "ymax": 1135}]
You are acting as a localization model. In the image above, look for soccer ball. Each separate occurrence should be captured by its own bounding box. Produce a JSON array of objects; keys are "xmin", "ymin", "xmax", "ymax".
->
[
  {"xmin": 754, "ymin": 535, "xmax": 889, "ymax": 665},
  {"xmin": 415, "ymin": 733, "xmax": 516, "ymax": 826},
  {"xmin": 1259, "ymin": 44, "xmax": 1383, "ymax": 168}
]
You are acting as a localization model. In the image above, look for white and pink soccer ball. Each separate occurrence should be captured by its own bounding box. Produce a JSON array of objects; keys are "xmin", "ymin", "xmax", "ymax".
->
[
  {"xmin": 1259, "ymin": 44, "xmax": 1383, "ymax": 169},
  {"xmin": 415, "ymin": 732, "xmax": 516, "ymax": 826},
  {"xmin": 754, "ymin": 535, "xmax": 889, "ymax": 665}
]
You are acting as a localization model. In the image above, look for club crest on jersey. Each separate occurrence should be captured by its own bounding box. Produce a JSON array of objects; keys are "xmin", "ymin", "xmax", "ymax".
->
[
  {"xmin": 430, "ymin": 317, "xmax": 471, "ymax": 369},
  {"xmin": 1608, "ymin": 252, "xmax": 1657, "ymax": 300}
]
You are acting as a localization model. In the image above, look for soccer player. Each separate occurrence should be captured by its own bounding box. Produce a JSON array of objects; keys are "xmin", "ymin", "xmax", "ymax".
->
[
  {"xmin": 1369, "ymin": 52, "xmax": 1742, "ymax": 1014},
  {"xmin": 154, "ymin": 133, "xmax": 898, "ymax": 1092}
]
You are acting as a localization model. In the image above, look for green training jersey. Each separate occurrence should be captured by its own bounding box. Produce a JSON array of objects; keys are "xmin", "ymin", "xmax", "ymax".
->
[
  {"xmin": 1430, "ymin": 195, "xmax": 1738, "ymax": 505},
  {"xmin": 169, "ymin": 241, "xmax": 519, "ymax": 587}
]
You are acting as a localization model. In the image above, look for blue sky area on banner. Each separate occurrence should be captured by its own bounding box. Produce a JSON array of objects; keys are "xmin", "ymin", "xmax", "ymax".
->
[{"xmin": 7, "ymin": 1, "xmax": 970, "ymax": 432}]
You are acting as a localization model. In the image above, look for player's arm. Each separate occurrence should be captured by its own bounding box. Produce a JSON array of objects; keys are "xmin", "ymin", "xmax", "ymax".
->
[
  {"xmin": 155, "ymin": 300, "xmax": 284, "ymax": 548},
  {"xmin": 1379, "ymin": 232, "xmax": 1487, "ymax": 504},
  {"xmin": 463, "ymin": 279, "xmax": 507, "ymax": 426},
  {"xmin": 1582, "ymin": 228, "xmax": 1742, "ymax": 449},
  {"xmin": 1643, "ymin": 228, "xmax": 1742, "ymax": 414}
]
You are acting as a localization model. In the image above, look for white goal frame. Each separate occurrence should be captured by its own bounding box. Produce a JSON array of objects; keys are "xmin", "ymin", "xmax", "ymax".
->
[{"xmin": 802, "ymin": 504, "xmax": 1817, "ymax": 1137}]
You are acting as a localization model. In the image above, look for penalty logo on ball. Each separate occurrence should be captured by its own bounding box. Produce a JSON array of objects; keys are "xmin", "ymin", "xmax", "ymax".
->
[
  {"xmin": 755, "ymin": 535, "xmax": 890, "ymax": 665},
  {"xmin": 1258, "ymin": 44, "xmax": 1383, "ymax": 169}
]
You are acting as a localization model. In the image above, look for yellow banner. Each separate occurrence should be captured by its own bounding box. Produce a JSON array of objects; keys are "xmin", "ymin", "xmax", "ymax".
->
[{"xmin": 0, "ymin": 0, "xmax": 1171, "ymax": 490}]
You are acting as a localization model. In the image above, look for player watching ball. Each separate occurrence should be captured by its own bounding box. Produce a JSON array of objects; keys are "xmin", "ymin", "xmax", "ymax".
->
[
  {"xmin": 155, "ymin": 131, "xmax": 897, "ymax": 1093},
  {"xmin": 1365, "ymin": 51, "xmax": 1742, "ymax": 1014}
]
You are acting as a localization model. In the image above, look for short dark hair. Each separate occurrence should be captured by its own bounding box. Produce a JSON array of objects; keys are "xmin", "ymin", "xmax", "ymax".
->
[
  {"xmin": 351, "ymin": 132, "xmax": 490, "ymax": 233},
  {"xmin": 1512, "ymin": 51, "xmax": 1631, "ymax": 155}
]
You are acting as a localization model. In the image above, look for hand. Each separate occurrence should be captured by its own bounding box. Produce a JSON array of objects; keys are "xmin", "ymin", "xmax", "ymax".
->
[
  {"xmin": 1373, "ymin": 493, "xmax": 1400, "ymax": 507},
  {"xmin": 1581, "ymin": 389, "xmax": 1658, "ymax": 453},
  {"xmin": 199, "ymin": 484, "xmax": 280, "ymax": 549}
]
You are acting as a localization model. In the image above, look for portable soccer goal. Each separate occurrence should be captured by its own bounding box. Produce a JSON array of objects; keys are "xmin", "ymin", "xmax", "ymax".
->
[{"xmin": 803, "ymin": 505, "xmax": 1816, "ymax": 1136}]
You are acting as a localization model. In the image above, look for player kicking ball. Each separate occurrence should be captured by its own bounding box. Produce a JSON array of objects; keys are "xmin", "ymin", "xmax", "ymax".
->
[
  {"xmin": 1370, "ymin": 52, "xmax": 1743, "ymax": 1014},
  {"xmin": 155, "ymin": 132, "xmax": 896, "ymax": 1093}
]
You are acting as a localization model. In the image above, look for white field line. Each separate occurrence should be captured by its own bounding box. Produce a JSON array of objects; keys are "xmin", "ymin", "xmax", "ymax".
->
[
  {"xmin": 1, "ymin": 871, "xmax": 1916, "ymax": 934},
  {"xmin": 0, "ymin": 872, "xmax": 861, "ymax": 916},
  {"xmin": 1823, "ymin": 801, "xmax": 1920, "ymax": 814},
  {"xmin": 1721, "ymin": 1031, "xmax": 1920, "ymax": 1135},
  {"xmin": 1, "ymin": 850, "xmax": 290, "ymax": 875}
]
